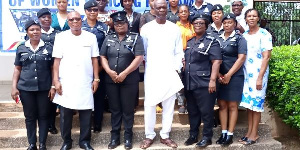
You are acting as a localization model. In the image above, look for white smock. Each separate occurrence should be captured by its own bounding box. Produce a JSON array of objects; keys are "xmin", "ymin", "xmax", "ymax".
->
[
  {"xmin": 140, "ymin": 20, "xmax": 184, "ymax": 107},
  {"xmin": 52, "ymin": 30, "xmax": 99, "ymax": 110}
]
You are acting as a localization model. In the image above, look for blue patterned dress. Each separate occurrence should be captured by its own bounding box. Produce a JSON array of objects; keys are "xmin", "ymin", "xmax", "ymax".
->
[{"xmin": 240, "ymin": 28, "xmax": 272, "ymax": 112}]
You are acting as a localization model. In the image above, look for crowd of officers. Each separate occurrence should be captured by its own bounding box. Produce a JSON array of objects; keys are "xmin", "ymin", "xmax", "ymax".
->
[{"xmin": 11, "ymin": 0, "xmax": 272, "ymax": 150}]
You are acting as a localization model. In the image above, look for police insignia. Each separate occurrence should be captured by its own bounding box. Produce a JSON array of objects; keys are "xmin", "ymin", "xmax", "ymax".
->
[
  {"xmin": 42, "ymin": 49, "xmax": 48, "ymax": 55},
  {"xmin": 227, "ymin": 15, "xmax": 230, "ymax": 19},
  {"xmin": 198, "ymin": 43, "xmax": 205, "ymax": 49}
]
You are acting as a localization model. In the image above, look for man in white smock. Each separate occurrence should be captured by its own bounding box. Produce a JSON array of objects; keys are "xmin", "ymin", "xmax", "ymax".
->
[
  {"xmin": 139, "ymin": 0, "xmax": 184, "ymax": 149},
  {"xmin": 52, "ymin": 11, "xmax": 99, "ymax": 150}
]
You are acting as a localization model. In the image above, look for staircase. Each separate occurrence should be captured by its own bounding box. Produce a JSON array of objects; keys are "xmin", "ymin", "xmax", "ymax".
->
[{"xmin": 0, "ymin": 82, "xmax": 282, "ymax": 150}]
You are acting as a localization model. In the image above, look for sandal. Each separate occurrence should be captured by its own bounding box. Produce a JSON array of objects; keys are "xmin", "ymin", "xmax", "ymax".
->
[
  {"xmin": 160, "ymin": 138, "xmax": 178, "ymax": 148},
  {"xmin": 243, "ymin": 139, "xmax": 257, "ymax": 145},
  {"xmin": 140, "ymin": 138, "xmax": 153, "ymax": 149},
  {"xmin": 238, "ymin": 136, "xmax": 248, "ymax": 142}
]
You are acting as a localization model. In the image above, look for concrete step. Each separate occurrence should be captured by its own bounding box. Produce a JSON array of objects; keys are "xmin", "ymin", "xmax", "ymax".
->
[{"xmin": 0, "ymin": 124, "xmax": 278, "ymax": 148}]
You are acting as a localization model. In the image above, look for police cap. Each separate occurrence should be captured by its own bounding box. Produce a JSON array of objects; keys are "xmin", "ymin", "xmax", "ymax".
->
[
  {"xmin": 25, "ymin": 19, "xmax": 41, "ymax": 31},
  {"xmin": 110, "ymin": 11, "xmax": 128, "ymax": 22},
  {"xmin": 222, "ymin": 13, "xmax": 237, "ymax": 23},
  {"xmin": 210, "ymin": 4, "xmax": 223, "ymax": 15},
  {"xmin": 84, "ymin": 0, "xmax": 98, "ymax": 9},
  {"xmin": 37, "ymin": 8, "xmax": 51, "ymax": 18}
]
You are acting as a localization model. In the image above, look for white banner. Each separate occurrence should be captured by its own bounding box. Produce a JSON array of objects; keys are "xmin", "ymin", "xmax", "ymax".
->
[{"xmin": 0, "ymin": 0, "xmax": 253, "ymax": 54}]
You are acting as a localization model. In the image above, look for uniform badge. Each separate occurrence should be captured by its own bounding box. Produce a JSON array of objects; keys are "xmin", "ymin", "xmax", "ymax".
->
[
  {"xmin": 42, "ymin": 49, "xmax": 48, "ymax": 55},
  {"xmin": 198, "ymin": 43, "xmax": 205, "ymax": 49},
  {"xmin": 204, "ymin": 8, "xmax": 209, "ymax": 12},
  {"xmin": 230, "ymin": 37, "xmax": 236, "ymax": 41},
  {"xmin": 227, "ymin": 15, "xmax": 231, "ymax": 19},
  {"xmin": 126, "ymin": 36, "xmax": 133, "ymax": 43}
]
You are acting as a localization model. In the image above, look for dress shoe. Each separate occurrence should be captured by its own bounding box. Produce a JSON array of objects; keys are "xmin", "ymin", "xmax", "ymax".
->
[
  {"xmin": 108, "ymin": 139, "xmax": 120, "ymax": 149},
  {"xmin": 223, "ymin": 135, "xmax": 233, "ymax": 145},
  {"xmin": 27, "ymin": 144, "xmax": 37, "ymax": 150},
  {"xmin": 196, "ymin": 139, "xmax": 212, "ymax": 148},
  {"xmin": 60, "ymin": 143, "xmax": 72, "ymax": 150},
  {"xmin": 48, "ymin": 126, "xmax": 58, "ymax": 134},
  {"xmin": 39, "ymin": 143, "xmax": 47, "ymax": 150},
  {"xmin": 184, "ymin": 135, "xmax": 198, "ymax": 146},
  {"xmin": 79, "ymin": 143, "xmax": 94, "ymax": 150},
  {"xmin": 216, "ymin": 133, "xmax": 227, "ymax": 144},
  {"xmin": 93, "ymin": 126, "xmax": 102, "ymax": 133},
  {"xmin": 124, "ymin": 140, "xmax": 132, "ymax": 150},
  {"xmin": 160, "ymin": 138, "xmax": 178, "ymax": 148}
]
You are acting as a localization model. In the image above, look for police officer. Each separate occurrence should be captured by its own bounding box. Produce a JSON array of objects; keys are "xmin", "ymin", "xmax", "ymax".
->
[
  {"xmin": 11, "ymin": 19, "xmax": 55, "ymax": 150},
  {"xmin": 166, "ymin": 0, "xmax": 179, "ymax": 24},
  {"xmin": 36, "ymin": 8, "xmax": 60, "ymax": 135},
  {"xmin": 100, "ymin": 11, "xmax": 144, "ymax": 150},
  {"xmin": 189, "ymin": 0, "xmax": 213, "ymax": 18},
  {"xmin": 215, "ymin": 13, "xmax": 247, "ymax": 145},
  {"xmin": 82, "ymin": 0, "xmax": 107, "ymax": 133},
  {"xmin": 207, "ymin": 4, "xmax": 224, "ymax": 38},
  {"xmin": 183, "ymin": 13, "xmax": 222, "ymax": 148}
]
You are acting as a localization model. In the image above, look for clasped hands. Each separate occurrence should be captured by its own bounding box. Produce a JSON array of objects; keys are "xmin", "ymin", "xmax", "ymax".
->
[{"xmin": 108, "ymin": 70, "xmax": 127, "ymax": 83}]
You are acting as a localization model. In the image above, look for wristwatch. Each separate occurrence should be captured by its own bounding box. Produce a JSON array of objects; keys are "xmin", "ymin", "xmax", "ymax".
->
[
  {"xmin": 94, "ymin": 79, "xmax": 100, "ymax": 82},
  {"xmin": 51, "ymin": 85, "xmax": 55, "ymax": 89}
]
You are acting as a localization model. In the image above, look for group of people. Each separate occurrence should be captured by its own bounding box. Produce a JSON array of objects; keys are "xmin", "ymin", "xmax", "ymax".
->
[{"xmin": 11, "ymin": 0, "xmax": 273, "ymax": 150}]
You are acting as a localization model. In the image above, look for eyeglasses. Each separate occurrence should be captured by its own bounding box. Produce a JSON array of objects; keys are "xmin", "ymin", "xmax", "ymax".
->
[
  {"xmin": 68, "ymin": 17, "xmax": 81, "ymax": 22},
  {"xmin": 87, "ymin": 8, "xmax": 99, "ymax": 13},
  {"xmin": 232, "ymin": 4, "xmax": 243, "ymax": 7},
  {"xmin": 114, "ymin": 21, "xmax": 126, "ymax": 26},
  {"xmin": 193, "ymin": 22, "xmax": 206, "ymax": 26}
]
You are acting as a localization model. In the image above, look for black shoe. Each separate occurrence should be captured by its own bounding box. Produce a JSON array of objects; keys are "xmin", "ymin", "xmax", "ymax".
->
[
  {"xmin": 27, "ymin": 144, "xmax": 37, "ymax": 150},
  {"xmin": 60, "ymin": 143, "xmax": 72, "ymax": 150},
  {"xmin": 48, "ymin": 126, "xmax": 58, "ymax": 134},
  {"xmin": 124, "ymin": 140, "xmax": 132, "ymax": 150},
  {"xmin": 223, "ymin": 135, "xmax": 233, "ymax": 145},
  {"xmin": 184, "ymin": 135, "xmax": 198, "ymax": 146},
  {"xmin": 93, "ymin": 126, "xmax": 102, "ymax": 133},
  {"xmin": 80, "ymin": 143, "xmax": 94, "ymax": 150},
  {"xmin": 39, "ymin": 143, "xmax": 47, "ymax": 150},
  {"xmin": 216, "ymin": 133, "xmax": 227, "ymax": 144},
  {"xmin": 196, "ymin": 139, "xmax": 212, "ymax": 148},
  {"xmin": 108, "ymin": 139, "xmax": 120, "ymax": 149}
]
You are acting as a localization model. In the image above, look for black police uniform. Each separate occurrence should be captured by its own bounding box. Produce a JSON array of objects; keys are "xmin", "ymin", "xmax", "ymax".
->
[
  {"xmin": 127, "ymin": 12, "xmax": 141, "ymax": 34},
  {"xmin": 167, "ymin": 9, "xmax": 179, "ymax": 24},
  {"xmin": 206, "ymin": 4, "xmax": 224, "ymax": 38},
  {"xmin": 189, "ymin": 2, "xmax": 213, "ymax": 18},
  {"xmin": 100, "ymin": 31, "xmax": 144, "ymax": 141},
  {"xmin": 81, "ymin": 19, "xmax": 107, "ymax": 132},
  {"xmin": 15, "ymin": 40, "xmax": 53, "ymax": 145},
  {"xmin": 184, "ymin": 32, "xmax": 222, "ymax": 140},
  {"xmin": 217, "ymin": 31, "xmax": 247, "ymax": 102}
]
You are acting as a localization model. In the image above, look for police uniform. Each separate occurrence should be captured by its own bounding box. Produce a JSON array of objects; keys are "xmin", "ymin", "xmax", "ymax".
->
[
  {"xmin": 217, "ymin": 14, "xmax": 247, "ymax": 102},
  {"xmin": 184, "ymin": 15, "xmax": 222, "ymax": 142},
  {"xmin": 206, "ymin": 4, "xmax": 224, "ymax": 38},
  {"xmin": 100, "ymin": 11, "xmax": 145, "ymax": 142},
  {"xmin": 189, "ymin": 1, "xmax": 213, "ymax": 19},
  {"xmin": 167, "ymin": 9, "xmax": 179, "ymax": 24},
  {"xmin": 82, "ymin": 0, "xmax": 108, "ymax": 133},
  {"xmin": 14, "ymin": 19, "xmax": 53, "ymax": 147}
]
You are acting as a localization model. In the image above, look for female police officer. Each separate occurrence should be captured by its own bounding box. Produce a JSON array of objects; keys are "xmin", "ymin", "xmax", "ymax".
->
[
  {"xmin": 100, "ymin": 11, "xmax": 144, "ymax": 150},
  {"xmin": 216, "ymin": 13, "xmax": 247, "ymax": 145},
  {"xmin": 183, "ymin": 13, "xmax": 222, "ymax": 148},
  {"xmin": 11, "ymin": 19, "xmax": 55, "ymax": 150}
]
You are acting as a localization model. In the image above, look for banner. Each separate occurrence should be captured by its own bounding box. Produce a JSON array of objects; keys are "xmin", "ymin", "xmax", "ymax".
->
[{"xmin": 0, "ymin": 0, "xmax": 253, "ymax": 54}]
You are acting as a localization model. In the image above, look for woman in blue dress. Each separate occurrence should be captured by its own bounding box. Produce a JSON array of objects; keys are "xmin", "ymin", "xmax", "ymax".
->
[{"xmin": 239, "ymin": 8, "xmax": 272, "ymax": 145}]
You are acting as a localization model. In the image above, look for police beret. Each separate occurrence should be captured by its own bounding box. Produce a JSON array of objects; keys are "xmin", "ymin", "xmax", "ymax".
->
[
  {"xmin": 222, "ymin": 13, "xmax": 237, "ymax": 22},
  {"xmin": 231, "ymin": 0, "xmax": 246, "ymax": 5},
  {"xmin": 25, "ymin": 19, "xmax": 41, "ymax": 31},
  {"xmin": 84, "ymin": 0, "xmax": 98, "ymax": 9},
  {"xmin": 110, "ymin": 11, "xmax": 127, "ymax": 22},
  {"xmin": 37, "ymin": 8, "xmax": 51, "ymax": 18},
  {"xmin": 190, "ymin": 13, "xmax": 210, "ymax": 23},
  {"xmin": 211, "ymin": 4, "xmax": 223, "ymax": 14}
]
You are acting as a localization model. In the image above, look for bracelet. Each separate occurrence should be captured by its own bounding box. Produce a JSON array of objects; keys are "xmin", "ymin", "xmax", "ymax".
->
[
  {"xmin": 51, "ymin": 85, "xmax": 55, "ymax": 89},
  {"xmin": 94, "ymin": 78, "xmax": 100, "ymax": 82}
]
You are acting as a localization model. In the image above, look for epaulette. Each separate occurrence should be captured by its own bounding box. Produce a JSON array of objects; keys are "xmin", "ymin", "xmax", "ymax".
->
[
  {"xmin": 129, "ymin": 32, "xmax": 138, "ymax": 35},
  {"xmin": 206, "ymin": 35, "xmax": 215, "ymax": 40}
]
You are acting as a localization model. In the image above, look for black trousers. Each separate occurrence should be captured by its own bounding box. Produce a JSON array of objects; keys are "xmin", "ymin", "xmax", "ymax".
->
[
  {"xmin": 48, "ymin": 102, "xmax": 57, "ymax": 128},
  {"xmin": 93, "ymin": 72, "xmax": 106, "ymax": 129},
  {"xmin": 106, "ymin": 83, "xmax": 138, "ymax": 141},
  {"xmin": 60, "ymin": 106, "xmax": 92, "ymax": 146},
  {"xmin": 19, "ymin": 90, "xmax": 50, "ymax": 144},
  {"xmin": 185, "ymin": 88, "xmax": 216, "ymax": 140}
]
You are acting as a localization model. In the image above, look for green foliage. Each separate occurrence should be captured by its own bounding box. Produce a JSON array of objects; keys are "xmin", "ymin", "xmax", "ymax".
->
[{"xmin": 267, "ymin": 45, "xmax": 300, "ymax": 131}]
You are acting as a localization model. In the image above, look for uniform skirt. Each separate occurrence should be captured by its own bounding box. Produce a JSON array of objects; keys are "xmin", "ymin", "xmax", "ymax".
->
[{"xmin": 217, "ymin": 75, "xmax": 244, "ymax": 102}]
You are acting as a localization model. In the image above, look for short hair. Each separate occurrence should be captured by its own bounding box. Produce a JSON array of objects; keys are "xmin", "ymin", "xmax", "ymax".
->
[
  {"xmin": 244, "ymin": 8, "xmax": 261, "ymax": 23},
  {"xmin": 120, "ymin": 0, "xmax": 134, "ymax": 8}
]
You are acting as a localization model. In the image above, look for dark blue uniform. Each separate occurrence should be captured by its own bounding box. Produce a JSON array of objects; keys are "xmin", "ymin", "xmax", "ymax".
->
[
  {"xmin": 206, "ymin": 24, "xmax": 224, "ymax": 38},
  {"xmin": 184, "ymin": 32, "xmax": 222, "ymax": 140},
  {"xmin": 82, "ymin": 19, "xmax": 107, "ymax": 132},
  {"xmin": 189, "ymin": 2, "xmax": 213, "ymax": 18},
  {"xmin": 217, "ymin": 32, "xmax": 247, "ymax": 101},
  {"xmin": 167, "ymin": 9, "xmax": 179, "ymax": 24},
  {"xmin": 100, "ymin": 32, "xmax": 144, "ymax": 141},
  {"xmin": 14, "ymin": 40, "xmax": 53, "ymax": 145}
]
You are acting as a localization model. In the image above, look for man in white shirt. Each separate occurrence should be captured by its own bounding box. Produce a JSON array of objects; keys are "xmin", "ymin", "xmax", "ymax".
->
[
  {"xmin": 139, "ymin": 0, "xmax": 184, "ymax": 149},
  {"xmin": 231, "ymin": 0, "xmax": 248, "ymax": 33},
  {"xmin": 52, "ymin": 11, "xmax": 99, "ymax": 150}
]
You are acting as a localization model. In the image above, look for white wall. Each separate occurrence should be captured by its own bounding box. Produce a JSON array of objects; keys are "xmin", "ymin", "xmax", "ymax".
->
[{"xmin": 0, "ymin": 55, "xmax": 15, "ymax": 81}]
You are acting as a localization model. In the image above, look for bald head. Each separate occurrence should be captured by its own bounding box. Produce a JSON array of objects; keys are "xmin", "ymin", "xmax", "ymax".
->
[
  {"xmin": 153, "ymin": 0, "xmax": 167, "ymax": 21},
  {"xmin": 67, "ymin": 11, "xmax": 81, "ymax": 20},
  {"xmin": 67, "ymin": 11, "xmax": 82, "ymax": 35},
  {"xmin": 154, "ymin": 0, "xmax": 167, "ymax": 9}
]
